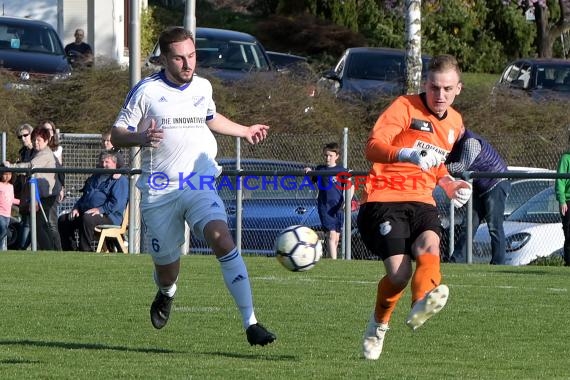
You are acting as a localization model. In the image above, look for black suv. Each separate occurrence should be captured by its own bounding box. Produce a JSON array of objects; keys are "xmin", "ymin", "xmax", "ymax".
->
[
  {"xmin": 145, "ymin": 27, "xmax": 274, "ymax": 83},
  {"xmin": 0, "ymin": 16, "xmax": 72, "ymax": 89}
]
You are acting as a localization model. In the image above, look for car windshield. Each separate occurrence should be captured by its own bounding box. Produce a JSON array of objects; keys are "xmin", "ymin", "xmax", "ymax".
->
[
  {"xmin": 535, "ymin": 65, "xmax": 570, "ymax": 91},
  {"xmin": 0, "ymin": 22, "xmax": 64, "ymax": 55},
  {"xmin": 196, "ymin": 38, "xmax": 270, "ymax": 72},
  {"xmin": 507, "ymin": 187, "xmax": 560, "ymax": 224},
  {"xmin": 346, "ymin": 52, "xmax": 429, "ymax": 81}
]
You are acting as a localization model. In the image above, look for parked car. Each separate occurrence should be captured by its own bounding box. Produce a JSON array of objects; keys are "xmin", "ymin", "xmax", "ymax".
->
[
  {"xmin": 492, "ymin": 58, "xmax": 570, "ymax": 101},
  {"xmin": 473, "ymin": 187, "xmax": 563, "ymax": 265},
  {"xmin": 437, "ymin": 167, "xmax": 555, "ymax": 260},
  {"xmin": 317, "ymin": 47, "xmax": 431, "ymax": 102},
  {"xmin": 266, "ymin": 51, "xmax": 312, "ymax": 77},
  {"xmin": 0, "ymin": 16, "xmax": 72, "ymax": 89},
  {"xmin": 145, "ymin": 27, "xmax": 274, "ymax": 83},
  {"xmin": 188, "ymin": 159, "xmax": 364, "ymax": 257}
]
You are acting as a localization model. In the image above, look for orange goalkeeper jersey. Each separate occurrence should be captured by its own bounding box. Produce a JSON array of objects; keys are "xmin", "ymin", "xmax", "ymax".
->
[{"xmin": 362, "ymin": 94, "xmax": 464, "ymax": 206}]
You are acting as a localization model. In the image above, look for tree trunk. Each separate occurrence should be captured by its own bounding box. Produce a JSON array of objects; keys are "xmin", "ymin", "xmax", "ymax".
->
[
  {"xmin": 405, "ymin": 0, "xmax": 422, "ymax": 95},
  {"xmin": 535, "ymin": 0, "xmax": 570, "ymax": 57},
  {"xmin": 535, "ymin": 3, "xmax": 552, "ymax": 57}
]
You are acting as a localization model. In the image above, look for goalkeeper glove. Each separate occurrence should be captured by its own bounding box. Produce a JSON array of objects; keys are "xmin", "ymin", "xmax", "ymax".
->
[
  {"xmin": 438, "ymin": 175, "xmax": 472, "ymax": 208},
  {"xmin": 398, "ymin": 148, "xmax": 444, "ymax": 171}
]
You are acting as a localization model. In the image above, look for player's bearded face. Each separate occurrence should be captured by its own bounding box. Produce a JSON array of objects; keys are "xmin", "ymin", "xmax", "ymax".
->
[
  {"xmin": 425, "ymin": 70, "xmax": 462, "ymax": 117},
  {"xmin": 163, "ymin": 39, "xmax": 197, "ymax": 85}
]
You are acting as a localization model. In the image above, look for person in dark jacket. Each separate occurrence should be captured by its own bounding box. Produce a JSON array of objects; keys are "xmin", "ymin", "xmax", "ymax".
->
[
  {"xmin": 445, "ymin": 127, "xmax": 510, "ymax": 265},
  {"xmin": 58, "ymin": 150, "xmax": 128, "ymax": 251}
]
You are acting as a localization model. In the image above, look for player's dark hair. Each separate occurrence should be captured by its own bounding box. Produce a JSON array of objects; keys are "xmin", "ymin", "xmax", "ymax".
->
[
  {"xmin": 323, "ymin": 142, "xmax": 340, "ymax": 155},
  {"xmin": 159, "ymin": 26, "xmax": 194, "ymax": 56}
]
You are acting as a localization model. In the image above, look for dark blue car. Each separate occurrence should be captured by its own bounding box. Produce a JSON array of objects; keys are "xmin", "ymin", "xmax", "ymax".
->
[
  {"xmin": 189, "ymin": 159, "xmax": 364, "ymax": 257},
  {"xmin": 145, "ymin": 27, "xmax": 274, "ymax": 83},
  {"xmin": 318, "ymin": 47, "xmax": 431, "ymax": 102},
  {"xmin": 0, "ymin": 16, "xmax": 72, "ymax": 89}
]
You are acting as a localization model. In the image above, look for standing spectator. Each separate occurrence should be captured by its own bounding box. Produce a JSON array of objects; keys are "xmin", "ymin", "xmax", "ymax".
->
[
  {"xmin": 65, "ymin": 28, "xmax": 93, "ymax": 68},
  {"xmin": 445, "ymin": 127, "xmax": 510, "ymax": 265},
  {"xmin": 14, "ymin": 123, "xmax": 34, "ymax": 250},
  {"xmin": 305, "ymin": 142, "xmax": 347, "ymax": 259},
  {"xmin": 16, "ymin": 123, "xmax": 35, "ymax": 164},
  {"xmin": 58, "ymin": 150, "xmax": 128, "ymax": 252},
  {"xmin": 555, "ymin": 149, "xmax": 570, "ymax": 266},
  {"xmin": 357, "ymin": 54, "xmax": 471, "ymax": 360},
  {"xmin": 39, "ymin": 120, "xmax": 63, "ymax": 164},
  {"xmin": 4, "ymin": 128, "xmax": 62, "ymax": 251},
  {"xmin": 0, "ymin": 166, "xmax": 19, "ymax": 250},
  {"xmin": 39, "ymin": 120, "xmax": 65, "ymax": 251},
  {"xmin": 111, "ymin": 26, "xmax": 275, "ymax": 346}
]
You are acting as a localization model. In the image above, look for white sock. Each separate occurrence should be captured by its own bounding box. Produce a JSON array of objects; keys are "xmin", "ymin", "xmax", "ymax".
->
[
  {"xmin": 153, "ymin": 271, "xmax": 177, "ymax": 298},
  {"xmin": 218, "ymin": 248, "xmax": 257, "ymax": 329}
]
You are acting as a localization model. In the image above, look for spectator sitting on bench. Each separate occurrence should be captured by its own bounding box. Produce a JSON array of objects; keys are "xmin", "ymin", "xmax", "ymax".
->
[{"xmin": 58, "ymin": 150, "xmax": 128, "ymax": 251}]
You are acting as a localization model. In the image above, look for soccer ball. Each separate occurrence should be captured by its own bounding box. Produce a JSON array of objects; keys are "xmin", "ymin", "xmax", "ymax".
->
[{"xmin": 275, "ymin": 225, "xmax": 323, "ymax": 272}]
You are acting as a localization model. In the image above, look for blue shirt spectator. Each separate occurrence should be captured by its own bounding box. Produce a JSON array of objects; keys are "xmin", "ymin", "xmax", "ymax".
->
[{"xmin": 58, "ymin": 150, "xmax": 128, "ymax": 251}]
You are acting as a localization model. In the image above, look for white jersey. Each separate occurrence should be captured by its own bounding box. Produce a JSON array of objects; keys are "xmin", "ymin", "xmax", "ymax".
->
[{"xmin": 114, "ymin": 70, "xmax": 222, "ymax": 195}]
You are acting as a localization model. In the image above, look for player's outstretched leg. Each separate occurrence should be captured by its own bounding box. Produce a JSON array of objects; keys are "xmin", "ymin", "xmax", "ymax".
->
[
  {"xmin": 246, "ymin": 323, "xmax": 277, "ymax": 346},
  {"xmin": 405, "ymin": 284, "xmax": 449, "ymax": 331},
  {"xmin": 362, "ymin": 313, "xmax": 389, "ymax": 360},
  {"xmin": 150, "ymin": 290, "xmax": 175, "ymax": 329}
]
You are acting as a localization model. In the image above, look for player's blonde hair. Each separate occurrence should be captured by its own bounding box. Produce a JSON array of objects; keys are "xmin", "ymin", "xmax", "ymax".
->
[{"xmin": 428, "ymin": 54, "xmax": 461, "ymax": 79}]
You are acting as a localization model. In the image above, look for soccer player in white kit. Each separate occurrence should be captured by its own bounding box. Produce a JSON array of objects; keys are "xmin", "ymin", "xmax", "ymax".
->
[{"xmin": 111, "ymin": 26, "xmax": 276, "ymax": 346}]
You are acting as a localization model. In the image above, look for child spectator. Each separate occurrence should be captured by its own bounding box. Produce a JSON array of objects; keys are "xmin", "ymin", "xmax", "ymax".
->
[
  {"xmin": 0, "ymin": 166, "xmax": 19, "ymax": 250},
  {"xmin": 305, "ymin": 142, "xmax": 347, "ymax": 259}
]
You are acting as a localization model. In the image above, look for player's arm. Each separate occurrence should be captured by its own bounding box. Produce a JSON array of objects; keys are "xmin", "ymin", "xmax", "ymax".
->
[
  {"xmin": 365, "ymin": 99, "xmax": 409, "ymax": 163},
  {"xmin": 445, "ymin": 138, "xmax": 481, "ymax": 175},
  {"xmin": 206, "ymin": 113, "xmax": 268, "ymax": 144},
  {"xmin": 111, "ymin": 119, "xmax": 163, "ymax": 148},
  {"xmin": 556, "ymin": 153, "xmax": 570, "ymax": 208},
  {"xmin": 438, "ymin": 174, "xmax": 472, "ymax": 208}
]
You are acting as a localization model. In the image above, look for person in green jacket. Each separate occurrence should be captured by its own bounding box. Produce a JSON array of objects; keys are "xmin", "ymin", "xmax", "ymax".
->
[{"xmin": 555, "ymin": 151, "xmax": 570, "ymax": 266}]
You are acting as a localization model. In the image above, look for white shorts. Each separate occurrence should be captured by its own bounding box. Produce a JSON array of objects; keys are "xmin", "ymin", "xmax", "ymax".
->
[{"xmin": 140, "ymin": 187, "xmax": 228, "ymax": 265}]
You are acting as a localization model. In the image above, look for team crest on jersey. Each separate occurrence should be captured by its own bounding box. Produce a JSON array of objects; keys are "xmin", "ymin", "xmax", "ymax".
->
[
  {"xmin": 410, "ymin": 118, "xmax": 433, "ymax": 133},
  {"xmin": 379, "ymin": 221, "xmax": 392, "ymax": 236},
  {"xmin": 193, "ymin": 96, "xmax": 205, "ymax": 107}
]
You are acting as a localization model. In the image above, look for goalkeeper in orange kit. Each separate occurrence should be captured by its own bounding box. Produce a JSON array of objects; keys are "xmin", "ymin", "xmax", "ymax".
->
[{"xmin": 357, "ymin": 54, "xmax": 472, "ymax": 360}]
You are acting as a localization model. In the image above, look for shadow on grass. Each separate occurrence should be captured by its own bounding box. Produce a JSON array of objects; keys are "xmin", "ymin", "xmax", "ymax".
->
[
  {"xmin": 203, "ymin": 351, "xmax": 297, "ymax": 361},
  {"xmin": 0, "ymin": 339, "xmax": 181, "ymax": 354},
  {"xmin": 0, "ymin": 358, "xmax": 41, "ymax": 364},
  {"xmin": 495, "ymin": 269, "xmax": 567, "ymax": 276}
]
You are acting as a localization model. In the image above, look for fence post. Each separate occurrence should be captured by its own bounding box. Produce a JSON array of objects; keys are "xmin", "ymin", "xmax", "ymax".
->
[
  {"xmin": 342, "ymin": 128, "xmax": 351, "ymax": 260},
  {"xmin": 1, "ymin": 131, "xmax": 6, "ymax": 163},
  {"xmin": 130, "ymin": 148, "xmax": 141, "ymax": 254},
  {"xmin": 448, "ymin": 200, "xmax": 454, "ymax": 259},
  {"xmin": 30, "ymin": 175, "xmax": 37, "ymax": 251},
  {"xmin": 466, "ymin": 179, "xmax": 474, "ymax": 264},
  {"xmin": 236, "ymin": 137, "xmax": 242, "ymax": 253}
]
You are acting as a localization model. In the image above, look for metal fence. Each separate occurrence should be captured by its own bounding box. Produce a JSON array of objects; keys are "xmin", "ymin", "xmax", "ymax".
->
[{"xmin": 2, "ymin": 129, "xmax": 568, "ymax": 263}]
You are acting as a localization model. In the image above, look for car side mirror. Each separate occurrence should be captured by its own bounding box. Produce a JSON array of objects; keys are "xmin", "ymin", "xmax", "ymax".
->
[
  {"xmin": 321, "ymin": 69, "xmax": 340, "ymax": 82},
  {"xmin": 511, "ymin": 79, "xmax": 525, "ymax": 89}
]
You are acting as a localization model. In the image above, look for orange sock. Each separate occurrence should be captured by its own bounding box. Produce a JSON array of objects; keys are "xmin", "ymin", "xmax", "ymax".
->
[
  {"xmin": 411, "ymin": 254, "xmax": 442, "ymax": 304},
  {"xmin": 374, "ymin": 276, "xmax": 406, "ymax": 324}
]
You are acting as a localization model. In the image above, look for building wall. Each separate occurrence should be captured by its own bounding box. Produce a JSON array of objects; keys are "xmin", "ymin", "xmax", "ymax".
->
[
  {"xmin": 1, "ymin": 0, "xmax": 147, "ymax": 65},
  {"xmin": 62, "ymin": 0, "xmax": 126, "ymax": 65},
  {"xmin": 0, "ymin": 0, "xmax": 59, "ymax": 33}
]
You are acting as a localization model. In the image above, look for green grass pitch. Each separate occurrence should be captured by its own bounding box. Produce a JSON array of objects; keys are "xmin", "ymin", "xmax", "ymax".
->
[{"xmin": 1, "ymin": 251, "xmax": 569, "ymax": 379}]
